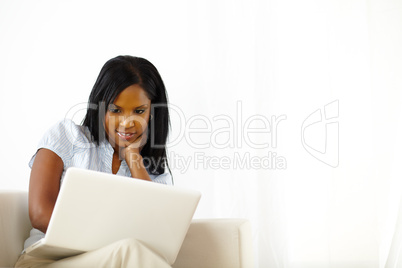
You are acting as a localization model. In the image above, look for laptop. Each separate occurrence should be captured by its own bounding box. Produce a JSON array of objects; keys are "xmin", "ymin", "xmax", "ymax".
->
[{"xmin": 25, "ymin": 167, "xmax": 201, "ymax": 264}]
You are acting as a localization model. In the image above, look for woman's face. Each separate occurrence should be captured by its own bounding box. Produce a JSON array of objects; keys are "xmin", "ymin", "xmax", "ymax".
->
[{"xmin": 104, "ymin": 84, "xmax": 151, "ymax": 151}]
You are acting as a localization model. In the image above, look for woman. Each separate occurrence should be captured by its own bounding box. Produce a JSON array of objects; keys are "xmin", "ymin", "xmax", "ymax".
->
[{"xmin": 15, "ymin": 55, "xmax": 173, "ymax": 268}]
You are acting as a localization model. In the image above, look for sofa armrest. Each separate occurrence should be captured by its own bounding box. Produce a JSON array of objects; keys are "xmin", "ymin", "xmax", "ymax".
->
[
  {"xmin": 173, "ymin": 218, "xmax": 254, "ymax": 268},
  {"xmin": 0, "ymin": 191, "xmax": 32, "ymax": 268}
]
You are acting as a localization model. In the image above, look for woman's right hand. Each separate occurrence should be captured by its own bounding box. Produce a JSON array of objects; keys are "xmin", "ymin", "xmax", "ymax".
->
[{"xmin": 29, "ymin": 148, "xmax": 63, "ymax": 233}]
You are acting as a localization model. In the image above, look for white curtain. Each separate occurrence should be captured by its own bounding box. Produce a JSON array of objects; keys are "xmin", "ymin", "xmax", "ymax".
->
[
  {"xmin": 0, "ymin": 0, "xmax": 401, "ymax": 267},
  {"xmin": 169, "ymin": 0, "xmax": 402, "ymax": 267}
]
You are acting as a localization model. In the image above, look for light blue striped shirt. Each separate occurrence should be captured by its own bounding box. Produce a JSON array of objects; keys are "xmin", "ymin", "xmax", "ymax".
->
[{"xmin": 24, "ymin": 119, "xmax": 172, "ymax": 250}]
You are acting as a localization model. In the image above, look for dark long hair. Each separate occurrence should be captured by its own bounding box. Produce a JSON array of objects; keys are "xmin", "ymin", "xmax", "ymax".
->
[{"xmin": 82, "ymin": 55, "xmax": 170, "ymax": 176}]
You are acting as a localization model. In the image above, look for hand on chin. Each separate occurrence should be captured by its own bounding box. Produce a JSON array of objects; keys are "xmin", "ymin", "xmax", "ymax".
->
[{"xmin": 120, "ymin": 133, "xmax": 147, "ymax": 160}]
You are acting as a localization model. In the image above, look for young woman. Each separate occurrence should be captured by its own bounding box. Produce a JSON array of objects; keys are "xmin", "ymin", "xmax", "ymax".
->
[{"xmin": 15, "ymin": 55, "xmax": 173, "ymax": 268}]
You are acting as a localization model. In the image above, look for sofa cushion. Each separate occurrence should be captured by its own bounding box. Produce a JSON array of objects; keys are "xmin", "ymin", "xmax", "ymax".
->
[
  {"xmin": 0, "ymin": 191, "xmax": 32, "ymax": 267},
  {"xmin": 172, "ymin": 218, "xmax": 254, "ymax": 268}
]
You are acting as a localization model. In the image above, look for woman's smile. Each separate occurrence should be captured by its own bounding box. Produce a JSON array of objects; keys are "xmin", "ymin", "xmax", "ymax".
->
[{"xmin": 116, "ymin": 131, "xmax": 136, "ymax": 141}]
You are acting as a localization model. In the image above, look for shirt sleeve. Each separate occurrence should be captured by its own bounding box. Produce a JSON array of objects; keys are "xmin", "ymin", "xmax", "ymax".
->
[
  {"xmin": 151, "ymin": 171, "xmax": 173, "ymax": 185},
  {"xmin": 28, "ymin": 119, "xmax": 89, "ymax": 169}
]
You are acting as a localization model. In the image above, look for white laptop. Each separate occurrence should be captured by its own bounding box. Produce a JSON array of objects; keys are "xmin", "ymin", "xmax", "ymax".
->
[{"xmin": 25, "ymin": 167, "xmax": 201, "ymax": 264}]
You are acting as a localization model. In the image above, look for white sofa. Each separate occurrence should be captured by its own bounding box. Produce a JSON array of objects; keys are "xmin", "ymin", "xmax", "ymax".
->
[{"xmin": 0, "ymin": 191, "xmax": 254, "ymax": 268}]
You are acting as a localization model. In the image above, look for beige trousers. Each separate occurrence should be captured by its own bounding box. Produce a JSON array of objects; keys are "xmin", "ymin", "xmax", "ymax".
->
[{"xmin": 14, "ymin": 238, "xmax": 172, "ymax": 268}]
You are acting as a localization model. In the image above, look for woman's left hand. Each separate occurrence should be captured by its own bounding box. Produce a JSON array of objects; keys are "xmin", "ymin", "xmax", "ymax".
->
[
  {"xmin": 121, "ymin": 130, "xmax": 152, "ymax": 181},
  {"xmin": 122, "ymin": 131, "xmax": 148, "ymax": 157}
]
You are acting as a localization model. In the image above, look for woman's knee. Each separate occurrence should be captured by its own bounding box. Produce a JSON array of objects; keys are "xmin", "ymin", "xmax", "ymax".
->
[{"xmin": 112, "ymin": 238, "xmax": 144, "ymax": 254}]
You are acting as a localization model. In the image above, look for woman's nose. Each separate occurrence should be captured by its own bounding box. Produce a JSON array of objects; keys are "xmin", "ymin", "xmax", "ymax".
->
[{"xmin": 119, "ymin": 115, "xmax": 135, "ymax": 128}]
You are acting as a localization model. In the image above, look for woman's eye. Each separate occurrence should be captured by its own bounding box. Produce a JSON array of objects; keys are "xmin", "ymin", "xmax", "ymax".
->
[
  {"xmin": 135, "ymin": 109, "xmax": 145, "ymax": 114},
  {"xmin": 109, "ymin": 108, "xmax": 121, "ymax": 113}
]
